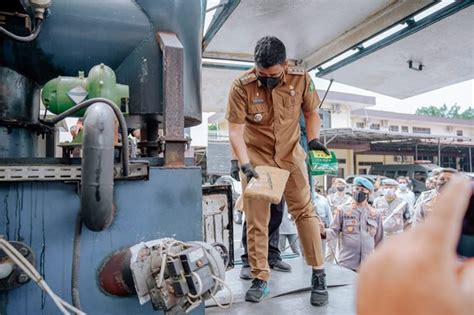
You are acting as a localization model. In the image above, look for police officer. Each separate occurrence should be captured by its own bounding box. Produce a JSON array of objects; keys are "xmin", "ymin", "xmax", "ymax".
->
[
  {"xmin": 230, "ymin": 156, "xmax": 292, "ymax": 280},
  {"xmin": 373, "ymin": 179, "xmax": 411, "ymax": 238},
  {"xmin": 327, "ymin": 178, "xmax": 351, "ymax": 214},
  {"xmin": 321, "ymin": 177, "xmax": 383, "ymax": 271},
  {"xmin": 326, "ymin": 178, "xmax": 350, "ymax": 263},
  {"xmin": 396, "ymin": 176, "xmax": 416, "ymax": 209},
  {"xmin": 312, "ymin": 178, "xmax": 332, "ymax": 256},
  {"xmin": 414, "ymin": 168, "xmax": 457, "ymax": 224},
  {"xmin": 226, "ymin": 36, "xmax": 328, "ymax": 305}
]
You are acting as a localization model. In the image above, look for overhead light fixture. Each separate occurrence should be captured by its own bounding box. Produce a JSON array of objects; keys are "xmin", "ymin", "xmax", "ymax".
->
[
  {"xmin": 413, "ymin": 0, "xmax": 456, "ymax": 22},
  {"xmin": 319, "ymin": 49, "xmax": 358, "ymax": 69},
  {"xmin": 362, "ymin": 23, "xmax": 408, "ymax": 48},
  {"xmin": 202, "ymin": 58, "xmax": 253, "ymax": 70}
]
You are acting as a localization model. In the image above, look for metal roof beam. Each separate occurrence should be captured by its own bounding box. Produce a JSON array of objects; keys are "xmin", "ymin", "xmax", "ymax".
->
[{"xmin": 315, "ymin": 0, "xmax": 473, "ymax": 77}]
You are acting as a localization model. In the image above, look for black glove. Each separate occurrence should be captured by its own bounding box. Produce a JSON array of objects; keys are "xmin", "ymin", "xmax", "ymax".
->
[
  {"xmin": 308, "ymin": 138, "xmax": 330, "ymax": 155},
  {"xmin": 240, "ymin": 163, "xmax": 259, "ymax": 183},
  {"xmin": 230, "ymin": 159, "xmax": 240, "ymax": 181}
]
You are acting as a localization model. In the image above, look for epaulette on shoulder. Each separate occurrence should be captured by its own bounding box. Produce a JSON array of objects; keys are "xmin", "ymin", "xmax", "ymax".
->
[
  {"xmin": 287, "ymin": 66, "xmax": 305, "ymax": 75},
  {"xmin": 239, "ymin": 73, "xmax": 257, "ymax": 85}
]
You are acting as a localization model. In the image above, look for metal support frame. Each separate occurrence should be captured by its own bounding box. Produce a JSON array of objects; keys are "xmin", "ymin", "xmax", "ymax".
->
[
  {"xmin": 0, "ymin": 162, "xmax": 149, "ymax": 182},
  {"xmin": 438, "ymin": 140, "xmax": 442, "ymax": 166},
  {"xmin": 157, "ymin": 32, "xmax": 187, "ymax": 167},
  {"xmin": 202, "ymin": 0, "xmax": 241, "ymax": 51},
  {"xmin": 469, "ymin": 147, "xmax": 472, "ymax": 173},
  {"xmin": 415, "ymin": 142, "xmax": 418, "ymax": 161}
]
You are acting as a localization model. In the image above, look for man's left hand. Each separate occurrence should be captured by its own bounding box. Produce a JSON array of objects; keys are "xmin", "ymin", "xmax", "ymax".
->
[{"xmin": 308, "ymin": 138, "xmax": 330, "ymax": 155}]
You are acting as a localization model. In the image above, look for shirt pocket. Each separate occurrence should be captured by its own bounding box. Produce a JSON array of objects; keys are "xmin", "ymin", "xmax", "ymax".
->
[
  {"xmin": 366, "ymin": 218, "xmax": 378, "ymax": 237},
  {"xmin": 343, "ymin": 219, "xmax": 358, "ymax": 234},
  {"xmin": 246, "ymin": 103, "xmax": 269, "ymax": 124},
  {"xmin": 282, "ymin": 92, "xmax": 302, "ymax": 119}
]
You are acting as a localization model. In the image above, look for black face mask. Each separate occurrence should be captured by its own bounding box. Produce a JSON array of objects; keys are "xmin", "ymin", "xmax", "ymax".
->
[
  {"xmin": 257, "ymin": 75, "xmax": 281, "ymax": 89},
  {"xmin": 336, "ymin": 187, "xmax": 345, "ymax": 192},
  {"xmin": 352, "ymin": 191, "xmax": 367, "ymax": 203}
]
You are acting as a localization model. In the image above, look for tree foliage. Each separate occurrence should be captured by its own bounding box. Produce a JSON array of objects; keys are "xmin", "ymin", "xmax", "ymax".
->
[{"xmin": 416, "ymin": 104, "xmax": 473, "ymax": 120}]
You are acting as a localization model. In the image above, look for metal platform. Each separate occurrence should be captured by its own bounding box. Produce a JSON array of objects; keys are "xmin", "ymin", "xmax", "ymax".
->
[{"xmin": 206, "ymin": 258, "xmax": 357, "ymax": 315}]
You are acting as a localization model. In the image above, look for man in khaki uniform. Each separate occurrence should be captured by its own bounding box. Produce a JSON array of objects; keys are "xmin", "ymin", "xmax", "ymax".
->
[{"xmin": 226, "ymin": 36, "xmax": 329, "ymax": 305}]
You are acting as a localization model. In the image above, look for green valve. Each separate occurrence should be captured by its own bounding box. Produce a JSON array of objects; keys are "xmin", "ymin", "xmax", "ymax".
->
[
  {"xmin": 42, "ymin": 63, "xmax": 129, "ymax": 117},
  {"xmin": 307, "ymin": 150, "xmax": 339, "ymax": 176}
]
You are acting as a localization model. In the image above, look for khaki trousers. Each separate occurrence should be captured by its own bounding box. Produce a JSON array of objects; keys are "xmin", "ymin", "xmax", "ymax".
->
[{"xmin": 242, "ymin": 161, "xmax": 324, "ymax": 281}]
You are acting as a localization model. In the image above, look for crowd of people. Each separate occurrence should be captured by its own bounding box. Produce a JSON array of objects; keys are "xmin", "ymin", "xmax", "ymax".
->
[{"xmin": 277, "ymin": 168, "xmax": 460, "ymax": 271}]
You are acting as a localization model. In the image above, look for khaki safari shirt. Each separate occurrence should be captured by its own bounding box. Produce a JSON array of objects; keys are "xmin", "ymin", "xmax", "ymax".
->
[{"xmin": 225, "ymin": 67, "xmax": 320, "ymax": 171}]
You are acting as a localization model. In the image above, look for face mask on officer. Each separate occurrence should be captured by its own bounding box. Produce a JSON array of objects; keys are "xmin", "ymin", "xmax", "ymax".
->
[
  {"xmin": 336, "ymin": 186, "xmax": 345, "ymax": 192},
  {"xmin": 383, "ymin": 188, "xmax": 397, "ymax": 200},
  {"xmin": 352, "ymin": 191, "xmax": 367, "ymax": 203},
  {"xmin": 257, "ymin": 73, "xmax": 282, "ymax": 89},
  {"xmin": 399, "ymin": 183, "xmax": 407, "ymax": 191}
]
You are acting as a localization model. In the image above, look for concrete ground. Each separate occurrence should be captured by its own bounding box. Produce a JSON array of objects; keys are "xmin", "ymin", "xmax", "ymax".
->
[{"xmin": 206, "ymin": 221, "xmax": 357, "ymax": 315}]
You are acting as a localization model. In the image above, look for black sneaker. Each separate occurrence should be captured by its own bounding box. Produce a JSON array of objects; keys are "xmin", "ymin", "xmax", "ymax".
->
[
  {"xmin": 240, "ymin": 265, "xmax": 252, "ymax": 280},
  {"xmin": 245, "ymin": 279, "xmax": 270, "ymax": 303},
  {"xmin": 310, "ymin": 270, "xmax": 329, "ymax": 306},
  {"xmin": 269, "ymin": 260, "xmax": 292, "ymax": 272}
]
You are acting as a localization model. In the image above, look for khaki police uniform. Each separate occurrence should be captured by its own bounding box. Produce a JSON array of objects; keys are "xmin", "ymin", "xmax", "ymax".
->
[
  {"xmin": 324, "ymin": 203, "xmax": 383, "ymax": 271},
  {"xmin": 226, "ymin": 67, "xmax": 324, "ymax": 281},
  {"xmin": 326, "ymin": 192, "xmax": 351, "ymax": 263}
]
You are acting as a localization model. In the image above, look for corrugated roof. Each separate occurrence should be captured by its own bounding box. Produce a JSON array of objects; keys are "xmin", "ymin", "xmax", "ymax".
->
[{"xmin": 352, "ymin": 109, "xmax": 474, "ymax": 126}]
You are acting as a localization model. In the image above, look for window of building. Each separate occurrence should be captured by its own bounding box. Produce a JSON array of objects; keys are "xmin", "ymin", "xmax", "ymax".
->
[
  {"xmin": 370, "ymin": 123, "xmax": 380, "ymax": 130},
  {"xmin": 385, "ymin": 170, "xmax": 396, "ymax": 178},
  {"xmin": 457, "ymin": 130, "xmax": 463, "ymax": 142},
  {"xmin": 401, "ymin": 126, "xmax": 409, "ymax": 133},
  {"xmin": 358, "ymin": 168, "xmax": 368, "ymax": 175},
  {"xmin": 356, "ymin": 122, "xmax": 365, "ymax": 129},
  {"xmin": 319, "ymin": 109, "xmax": 331, "ymax": 129},
  {"xmin": 389, "ymin": 125, "xmax": 399, "ymax": 132},
  {"xmin": 412, "ymin": 127, "xmax": 431, "ymax": 134},
  {"xmin": 338, "ymin": 168, "xmax": 345, "ymax": 178}
]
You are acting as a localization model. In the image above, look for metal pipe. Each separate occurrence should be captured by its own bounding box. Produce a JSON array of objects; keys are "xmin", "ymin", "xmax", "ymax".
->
[
  {"xmin": 0, "ymin": 19, "xmax": 42, "ymax": 42},
  {"xmin": 45, "ymin": 97, "xmax": 129, "ymax": 176},
  {"xmin": 81, "ymin": 103, "xmax": 115, "ymax": 231},
  {"xmin": 438, "ymin": 141, "xmax": 441, "ymax": 166},
  {"xmin": 469, "ymin": 147, "xmax": 472, "ymax": 173}
]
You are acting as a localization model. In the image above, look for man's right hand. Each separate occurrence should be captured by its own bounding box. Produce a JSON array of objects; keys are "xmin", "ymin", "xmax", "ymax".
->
[
  {"xmin": 240, "ymin": 163, "xmax": 259, "ymax": 183},
  {"xmin": 230, "ymin": 159, "xmax": 240, "ymax": 181}
]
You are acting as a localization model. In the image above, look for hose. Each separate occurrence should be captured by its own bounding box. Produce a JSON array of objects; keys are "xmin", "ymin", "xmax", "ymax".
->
[
  {"xmin": 45, "ymin": 98, "xmax": 129, "ymax": 176},
  {"xmin": 0, "ymin": 19, "xmax": 42, "ymax": 42},
  {"xmin": 71, "ymin": 212, "xmax": 82, "ymax": 310},
  {"xmin": 0, "ymin": 238, "xmax": 85, "ymax": 315}
]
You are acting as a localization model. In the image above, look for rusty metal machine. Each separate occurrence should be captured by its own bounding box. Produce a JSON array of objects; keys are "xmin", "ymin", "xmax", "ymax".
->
[{"xmin": 0, "ymin": 1, "xmax": 231, "ymax": 314}]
